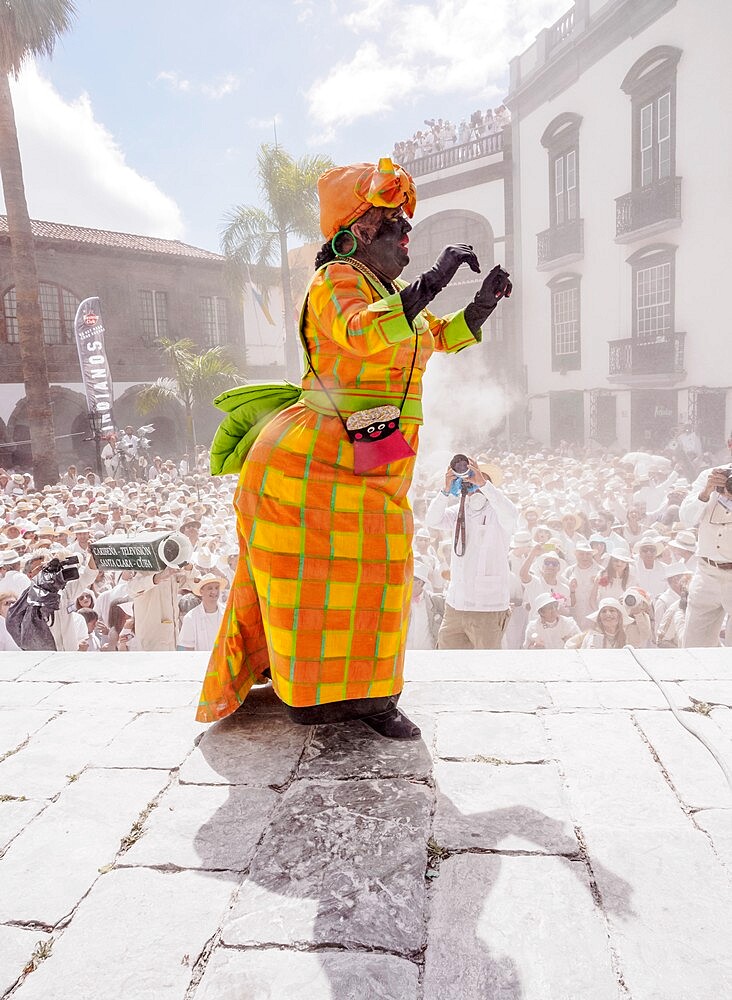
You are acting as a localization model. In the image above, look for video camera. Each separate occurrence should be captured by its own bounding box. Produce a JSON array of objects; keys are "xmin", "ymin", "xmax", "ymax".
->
[
  {"xmin": 27, "ymin": 556, "xmax": 80, "ymax": 604},
  {"xmin": 720, "ymin": 468, "xmax": 732, "ymax": 494}
]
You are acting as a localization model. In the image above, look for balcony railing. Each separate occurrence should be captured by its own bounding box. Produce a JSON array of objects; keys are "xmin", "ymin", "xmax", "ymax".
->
[
  {"xmin": 615, "ymin": 177, "xmax": 682, "ymax": 239},
  {"xmin": 608, "ymin": 332, "xmax": 685, "ymax": 378},
  {"xmin": 547, "ymin": 6, "xmax": 575, "ymax": 52},
  {"xmin": 401, "ymin": 132, "xmax": 504, "ymax": 178},
  {"xmin": 537, "ymin": 218, "xmax": 584, "ymax": 267}
]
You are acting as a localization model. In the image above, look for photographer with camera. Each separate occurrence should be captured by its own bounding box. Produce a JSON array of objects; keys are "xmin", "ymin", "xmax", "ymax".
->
[
  {"xmin": 680, "ymin": 466, "xmax": 732, "ymax": 646},
  {"xmin": 6, "ymin": 551, "xmax": 95, "ymax": 651},
  {"xmin": 425, "ymin": 455, "xmax": 517, "ymax": 649}
]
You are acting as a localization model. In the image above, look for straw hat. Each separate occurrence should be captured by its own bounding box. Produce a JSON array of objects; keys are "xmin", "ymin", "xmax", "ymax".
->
[
  {"xmin": 633, "ymin": 533, "xmax": 666, "ymax": 557},
  {"xmin": 534, "ymin": 592, "xmax": 560, "ymax": 613},
  {"xmin": 605, "ymin": 547, "xmax": 634, "ymax": 564},
  {"xmin": 477, "ymin": 462, "xmax": 503, "ymax": 488},
  {"xmin": 668, "ymin": 530, "xmax": 696, "ymax": 554},
  {"xmin": 191, "ymin": 573, "xmax": 224, "ymax": 597},
  {"xmin": 663, "ymin": 561, "xmax": 693, "ymax": 580}
]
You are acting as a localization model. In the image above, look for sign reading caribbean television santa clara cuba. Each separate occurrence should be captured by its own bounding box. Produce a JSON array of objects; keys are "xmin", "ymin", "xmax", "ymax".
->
[{"xmin": 90, "ymin": 532, "xmax": 193, "ymax": 572}]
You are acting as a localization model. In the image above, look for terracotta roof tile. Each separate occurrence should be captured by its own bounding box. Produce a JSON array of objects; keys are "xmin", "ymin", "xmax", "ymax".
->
[{"xmin": 0, "ymin": 216, "xmax": 224, "ymax": 262}]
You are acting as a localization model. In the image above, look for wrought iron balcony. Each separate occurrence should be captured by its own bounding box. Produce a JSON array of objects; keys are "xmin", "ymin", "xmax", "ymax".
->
[
  {"xmin": 615, "ymin": 177, "xmax": 682, "ymax": 240},
  {"xmin": 537, "ymin": 218, "xmax": 584, "ymax": 268},
  {"xmin": 608, "ymin": 332, "xmax": 685, "ymax": 380}
]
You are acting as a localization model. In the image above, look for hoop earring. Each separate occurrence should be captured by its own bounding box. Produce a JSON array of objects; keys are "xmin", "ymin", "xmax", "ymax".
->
[{"xmin": 331, "ymin": 229, "xmax": 358, "ymax": 257}]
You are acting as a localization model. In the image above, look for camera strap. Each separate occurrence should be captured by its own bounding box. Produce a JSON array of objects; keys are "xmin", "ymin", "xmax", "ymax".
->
[
  {"xmin": 300, "ymin": 259, "xmax": 419, "ymax": 474},
  {"xmin": 454, "ymin": 487, "xmax": 468, "ymax": 557}
]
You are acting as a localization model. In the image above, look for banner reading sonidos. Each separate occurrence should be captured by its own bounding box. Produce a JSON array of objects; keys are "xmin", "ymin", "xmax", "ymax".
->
[{"xmin": 73, "ymin": 297, "xmax": 115, "ymax": 434}]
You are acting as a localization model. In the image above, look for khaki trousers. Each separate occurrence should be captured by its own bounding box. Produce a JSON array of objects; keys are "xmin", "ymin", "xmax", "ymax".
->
[
  {"xmin": 437, "ymin": 604, "xmax": 511, "ymax": 650},
  {"xmin": 683, "ymin": 560, "xmax": 732, "ymax": 648}
]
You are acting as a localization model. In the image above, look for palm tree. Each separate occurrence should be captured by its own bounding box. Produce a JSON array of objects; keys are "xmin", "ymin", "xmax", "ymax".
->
[
  {"xmin": 0, "ymin": 0, "xmax": 77, "ymax": 487},
  {"xmin": 221, "ymin": 143, "xmax": 333, "ymax": 380},
  {"xmin": 135, "ymin": 337, "xmax": 243, "ymax": 458}
]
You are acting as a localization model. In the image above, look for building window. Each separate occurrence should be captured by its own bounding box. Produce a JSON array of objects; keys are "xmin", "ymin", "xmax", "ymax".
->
[
  {"xmin": 621, "ymin": 46, "xmax": 681, "ymax": 191},
  {"xmin": 628, "ymin": 244, "xmax": 676, "ymax": 343},
  {"xmin": 2, "ymin": 283, "xmax": 79, "ymax": 345},
  {"xmin": 201, "ymin": 296, "xmax": 229, "ymax": 347},
  {"xmin": 552, "ymin": 148, "xmax": 578, "ymax": 226},
  {"xmin": 548, "ymin": 274, "xmax": 581, "ymax": 371},
  {"xmin": 139, "ymin": 290, "xmax": 168, "ymax": 344}
]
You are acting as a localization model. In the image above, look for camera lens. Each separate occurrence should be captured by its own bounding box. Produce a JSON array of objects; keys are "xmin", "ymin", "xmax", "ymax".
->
[
  {"xmin": 624, "ymin": 594, "xmax": 637, "ymax": 607},
  {"xmin": 726, "ymin": 472, "xmax": 732, "ymax": 493},
  {"xmin": 450, "ymin": 454, "xmax": 469, "ymax": 475}
]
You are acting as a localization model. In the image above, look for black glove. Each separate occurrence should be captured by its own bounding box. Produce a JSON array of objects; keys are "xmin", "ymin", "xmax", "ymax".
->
[
  {"xmin": 464, "ymin": 265, "xmax": 512, "ymax": 333},
  {"xmin": 400, "ymin": 244, "xmax": 481, "ymax": 324}
]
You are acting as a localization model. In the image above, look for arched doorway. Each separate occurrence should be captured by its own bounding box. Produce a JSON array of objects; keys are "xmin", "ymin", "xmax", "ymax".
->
[
  {"xmin": 7, "ymin": 386, "xmax": 89, "ymax": 471},
  {"xmin": 113, "ymin": 385, "xmax": 185, "ymax": 460}
]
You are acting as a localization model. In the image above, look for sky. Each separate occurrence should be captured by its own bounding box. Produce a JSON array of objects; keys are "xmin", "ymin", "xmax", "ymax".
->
[{"xmin": 4, "ymin": 0, "xmax": 571, "ymax": 254}]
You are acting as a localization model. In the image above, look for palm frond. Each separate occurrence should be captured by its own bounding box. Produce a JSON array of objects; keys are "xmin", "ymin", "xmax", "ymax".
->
[
  {"xmin": 135, "ymin": 377, "xmax": 182, "ymax": 416},
  {"xmin": 0, "ymin": 0, "xmax": 77, "ymax": 77}
]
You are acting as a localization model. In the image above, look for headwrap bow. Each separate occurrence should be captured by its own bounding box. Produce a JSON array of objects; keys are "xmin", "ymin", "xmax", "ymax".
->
[{"xmin": 317, "ymin": 157, "xmax": 417, "ymax": 240}]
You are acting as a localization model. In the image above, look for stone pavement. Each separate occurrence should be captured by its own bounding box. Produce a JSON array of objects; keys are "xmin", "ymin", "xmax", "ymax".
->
[{"xmin": 1, "ymin": 647, "xmax": 731, "ymax": 1000}]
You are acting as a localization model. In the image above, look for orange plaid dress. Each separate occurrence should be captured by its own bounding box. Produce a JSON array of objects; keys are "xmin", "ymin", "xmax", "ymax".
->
[{"xmin": 196, "ymin": 261, "xmax": 480, "ymax": 722}]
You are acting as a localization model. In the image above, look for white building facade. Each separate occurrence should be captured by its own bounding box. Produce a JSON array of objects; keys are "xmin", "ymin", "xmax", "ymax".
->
[{"xmin": 507, "ymin": 0, "xmax": 732, "ymax": 452}]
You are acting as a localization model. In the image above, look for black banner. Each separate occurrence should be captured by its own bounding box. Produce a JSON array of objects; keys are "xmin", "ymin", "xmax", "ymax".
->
[{"xmin": 73, "ymin": 297, "xmax": 115, "ymax": 434}]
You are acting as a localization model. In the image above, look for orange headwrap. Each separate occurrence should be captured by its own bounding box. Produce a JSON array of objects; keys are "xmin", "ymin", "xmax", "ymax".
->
[{"xmin": 317, "ymin": 157, "xmax": 417, "ymax": 240}]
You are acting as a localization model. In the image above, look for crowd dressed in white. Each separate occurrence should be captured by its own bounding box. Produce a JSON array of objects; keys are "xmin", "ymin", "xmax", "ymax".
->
[
  {"xmin": 0, "ymin": 433, "xmax": 729, "ymax": 655},
  {"xmin": 392, "ymin": 105, "xmax": 511, "ymax": 164}
]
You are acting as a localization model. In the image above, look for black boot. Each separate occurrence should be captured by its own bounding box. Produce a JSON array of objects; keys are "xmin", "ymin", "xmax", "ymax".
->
[{"xmin": 360, "ymin": 706, "xmax": 421, "ymax": 741}]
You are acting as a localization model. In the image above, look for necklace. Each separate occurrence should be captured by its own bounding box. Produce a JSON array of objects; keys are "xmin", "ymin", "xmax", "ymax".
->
[{"xmin": 338, "ymin": 256, "xmax": 396, "ymax": 296}]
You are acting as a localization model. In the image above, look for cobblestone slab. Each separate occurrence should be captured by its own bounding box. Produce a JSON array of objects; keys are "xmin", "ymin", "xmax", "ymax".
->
[
  {"xmin": 693, "ymin": 808, "xmax": 732, "ymax": 867},
  {"xmin": 433, "ymin": 760, "xmax": 577, "ymax": 854},
  {"xmin": 0, "ymin": 681, "xmax": 63, "ymax": 707},
  {"xmin": 0, "ymin": 708, "xmax": 57, "ymax": 757},
  {"xmin": 0, "ymin": 652, "xmax": 49, "ymax": 681},
  {"xmin": 435, "ymin": 712, "xmax": 549, "ymax": 761},
  {"xmin": 0, "ymin": 767, "xmax": 169, "ymax": 926},
  {"xmin": 0, "ymin": 798, "xmax": 46, "ymax": 853},
  {"xmin": 546, "ymin": 712, "xmax": 732, "ymax": 999},
  {"xmin": 122, "ymin": 781, "xmax": 278, "ymax": 870},
  {"xmin": 222, "ymin": 778, "xmax": 432, "ymax": 952},
  {"xmin": 89, "ymin": 709, "xmax": 200, "ymax": 769},
  {"xmin": 577, "ymin": 648, "xmax": 645, "ymax": 681},
  {"xmin": 180, "ymin": 710, "xmax": 307, "ymax": 787},
  {"xmin": 37, "ymin": 679, "xmax": 200, "ymax": 712},
  {"xmin": 20, "ymin": 650, "xmax": 206, "ymax": 683},
  {"xmin": 297, "ymin": 719, "xmax": 434, "ymax": 781},
  {"xmin": 195, "ymin": 948, "xmax": 420, "ymax": 1000},
  {"xmin": 423, "ymin": 854, "xmax": 619, "ymax": 1000},
  {"xmin": 0, "ymin": 710, "xmax": 134, "ymax": 799},
  {"xmin": 634, "ymin": 710, "xmax": 732, "ymax": 809},
  {"xmin": 11, "ymin": 867, "xmax": 234, "ymax": 1000},
  {"xmin": 635, "ymin": 646, "xmax": 732, "ymax": 680},
  {"xmin": 405, "ymin": 649, "xmax": 590, "ymax": 682},
  {"xmin": 401, "ymin": 680, "xmax": 551, "ymax": 712},
  {"xmin": 0, "ymin": 926, "xmax": 51, "ymax": 996},
  {"xmin": 547, "ymin": 680, "xmax": 671, "ymax": 710}
]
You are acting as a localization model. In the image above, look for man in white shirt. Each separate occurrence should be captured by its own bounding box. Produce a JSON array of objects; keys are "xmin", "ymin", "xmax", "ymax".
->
[
  {"xmin": 406, "ymin": 559, "xmax": 444, "ymax": 650},
  {"xmin": 425, "ymin": 457, "xmax": 517, "ymax": 649},
  {"xmin": 680, "ymin": 466, "xmax": 732, "ymax": 646},
  {"xmin": 178, "ymin": 574, "xmax": 224, "ymax": 651}
]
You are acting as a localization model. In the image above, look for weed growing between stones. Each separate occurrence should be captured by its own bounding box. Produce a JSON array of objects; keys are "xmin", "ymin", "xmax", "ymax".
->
[
  {"xmin": 688, "ymin": 700, "xmax": 712, "ymax": 716},
  {"xmin": 426, "ymin": 836, "xmax": 450, "ymax": 879},
  {"xmin": 119, "ymin": 799, "xmax": 159, "ymax": 852},
  {"xmin": 23, "ymin": 938, "xmax": 53, "ymax": 974},
  {"xmin": 0, "ymin": 793, "xmax": 27, "ymax": 802}
]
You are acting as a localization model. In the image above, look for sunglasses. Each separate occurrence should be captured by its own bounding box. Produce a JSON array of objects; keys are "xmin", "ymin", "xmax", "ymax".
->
[{"xmin": 544, "ymin": 560, "xmax": 560, "ymax": 567}]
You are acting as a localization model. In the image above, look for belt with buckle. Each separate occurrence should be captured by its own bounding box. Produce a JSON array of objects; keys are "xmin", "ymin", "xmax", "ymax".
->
[{"xmin": 702, "ymin": 556, "xmax": 732, "ymax": 570}]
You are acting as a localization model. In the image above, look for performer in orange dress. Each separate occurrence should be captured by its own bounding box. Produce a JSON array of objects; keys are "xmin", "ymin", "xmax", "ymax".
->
[{"xmin": 197, "ymin": 158, "xmax": 512, "ymax": 739}]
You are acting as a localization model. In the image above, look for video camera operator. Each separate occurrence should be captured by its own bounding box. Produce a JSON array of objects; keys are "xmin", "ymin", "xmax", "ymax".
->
[
  {"xmin": 5, "ymin": 552, "xmax": 95, "ymax": 651},
  {"xmin": 425, "ymin": 455, "xmax": 517, "ymax": 649},
  {"xmin": 680, "ymin": 465, "xmax": 732, "ymax": 646}
]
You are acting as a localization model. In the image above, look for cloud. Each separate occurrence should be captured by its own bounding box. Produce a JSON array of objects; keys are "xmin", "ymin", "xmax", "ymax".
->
[
  {"xmin": 156, "ymin": 70, "xmax": 240, "ymax": 100},
  {"xmin": 247, "ymin": 113, "xmax": 283, "ymax": 130},
  {"xmin": 5, "ymin": 63, "xmax": 184, "ymax": 239},
  {"xmin": 306, "ymin": 0, "xmax": 570, "ymax": 130}
]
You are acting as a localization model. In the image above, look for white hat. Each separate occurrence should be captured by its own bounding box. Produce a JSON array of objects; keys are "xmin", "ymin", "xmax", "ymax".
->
[
  {"xmin": 668, "ymin": 530, "xmax": 696, "ymax": 554},
  {"xmin": 534, "ymin": 592, "xmax": 559, "ymax": 613},
  {"xmin": 510, "ymin": 529, "xmax": 532, "ymax": 548},
  {"xmin": 663, "ymin": 561, "xmax": 693, "ymax": 579},
  {"xmin": 587, "ymin": 597, "xmax": 633, "ymax": 627},
  {"xmin": 633, "ymin": 533, "xmax": 666, "ymax": 557},
  {"xmin": 606, "ymin": 547, "xmax": 634, "ymax": 564},
  {"xmin": 412, "ymin": 559, "xmax": 430, "ymax": 584}
]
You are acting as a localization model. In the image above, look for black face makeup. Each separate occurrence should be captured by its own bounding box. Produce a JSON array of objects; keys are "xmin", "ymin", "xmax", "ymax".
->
[{"xmin": 358, "ymin": 209, "xmax": 412, "ymax": 281}]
